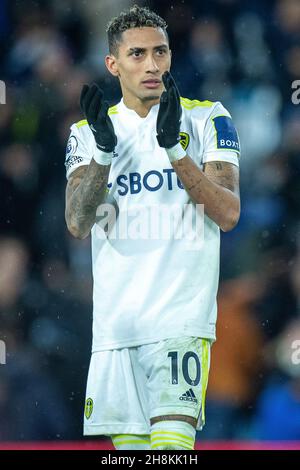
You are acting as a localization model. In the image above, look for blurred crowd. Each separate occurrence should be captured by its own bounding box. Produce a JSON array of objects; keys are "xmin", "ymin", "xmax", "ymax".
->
[{"xmin": 0, "ymin": 0, "xmax": 300, "ymax": 441}]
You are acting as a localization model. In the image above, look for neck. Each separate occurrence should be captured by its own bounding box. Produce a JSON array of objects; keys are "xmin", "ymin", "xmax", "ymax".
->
[{"xmin": 122, "ymin": 94, "xmax": 160, "ymax": 118}]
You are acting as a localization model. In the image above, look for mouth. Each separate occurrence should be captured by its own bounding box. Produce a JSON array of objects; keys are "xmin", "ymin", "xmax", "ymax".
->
[{"xmin": 142, "ymin": 79, "xmax": 161, "ymax": 89}]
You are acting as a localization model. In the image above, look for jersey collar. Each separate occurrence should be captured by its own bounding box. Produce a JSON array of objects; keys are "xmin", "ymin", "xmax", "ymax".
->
[{"xmin": 119, "ymin": 98, "xmax": 159, "ymax": 121}]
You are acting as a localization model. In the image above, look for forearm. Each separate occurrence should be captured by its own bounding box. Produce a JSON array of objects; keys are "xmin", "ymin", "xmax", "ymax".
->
[
  {"xmin": 66, "ymin": 159, "xmax": 110, "ymax": 239},
  {"xmin": 172, "ymin": 156, "xmax": 240, "ymax": 231}
]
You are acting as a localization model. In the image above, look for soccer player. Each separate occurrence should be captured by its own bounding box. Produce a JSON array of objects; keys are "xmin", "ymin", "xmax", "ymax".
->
[{"xmin": 65, "ymin": 5, "xmax": 240, "ymax": 451}]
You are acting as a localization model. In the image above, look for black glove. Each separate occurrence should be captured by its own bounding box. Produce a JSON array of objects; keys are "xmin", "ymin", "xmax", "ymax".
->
[
  {"xmin": 80, "ymin": 83, "xmax": 117, "ymax": 153},
  {"xmin": 156, "ymin": 71, "xmax": 182, "ymax": 149}
]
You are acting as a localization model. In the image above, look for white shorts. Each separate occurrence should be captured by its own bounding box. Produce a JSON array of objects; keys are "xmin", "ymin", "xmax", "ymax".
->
[{"xmin": 83, "ymin": 336, "xmax": 211, "ymax": 436}]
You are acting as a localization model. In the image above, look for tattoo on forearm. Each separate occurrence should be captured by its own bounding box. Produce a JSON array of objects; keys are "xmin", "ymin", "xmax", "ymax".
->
[
  {"xmin": 203, "ymin": 161, "xmax": 238, "ymax": 193},
  {"xmin": 172, "ymin": 158, "xmax": 239, "ymax": 201},
  {"xmin": 66, "ymin": 159, "xmax": 110, "ymax": 236},
  {"xmin": 187, "ymin": 179, "xmax": 203, "ymax": 192},
  {"xmin": 171, "ymin": 158, "xmax": 240, "ymax": 229}
]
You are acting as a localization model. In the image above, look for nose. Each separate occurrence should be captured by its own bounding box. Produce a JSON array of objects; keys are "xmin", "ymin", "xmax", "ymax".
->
[{"xmin": 145, "ymin": 53, "xmax": 159, "ymax": 73}]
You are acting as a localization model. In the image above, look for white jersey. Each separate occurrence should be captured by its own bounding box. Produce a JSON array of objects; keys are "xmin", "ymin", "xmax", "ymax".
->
[{"xmin": 65, "ymin": 97, "xmax": 240, "ymax": 352}]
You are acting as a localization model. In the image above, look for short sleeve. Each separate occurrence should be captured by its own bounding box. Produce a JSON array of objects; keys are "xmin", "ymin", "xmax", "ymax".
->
[
  {"xmin": 202, "ymin": 102, "xmax": 240, "ymax": 167},
  {"xmin": 65, "ymin": 122, "xmax": 92, "ymax": 180}
]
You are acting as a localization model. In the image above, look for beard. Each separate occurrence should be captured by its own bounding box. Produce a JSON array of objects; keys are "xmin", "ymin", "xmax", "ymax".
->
[{"xmin": 141, "ymin": 94, "xmax": 160, "ymax": 102}]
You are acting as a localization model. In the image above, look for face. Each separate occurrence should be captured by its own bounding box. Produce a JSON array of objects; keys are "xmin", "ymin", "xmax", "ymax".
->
[{"xmin": 106, "ymin": 27, "xmax": 171, "ymax": 104}]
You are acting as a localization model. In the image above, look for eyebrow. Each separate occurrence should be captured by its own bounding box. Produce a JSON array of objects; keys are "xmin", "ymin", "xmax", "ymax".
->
[{"xmin": 128, "ymin": 45, "xmax": 168, "ymax": 53}]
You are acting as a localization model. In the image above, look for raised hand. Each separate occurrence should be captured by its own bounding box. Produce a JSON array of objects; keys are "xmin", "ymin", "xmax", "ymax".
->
[
  {"xmin": 156, "ymin": 71, "xmax": 182, "ymax": 149},
  {"xmin": 80, "ymin": 83, "xmax": 117, "ymax": 153}
]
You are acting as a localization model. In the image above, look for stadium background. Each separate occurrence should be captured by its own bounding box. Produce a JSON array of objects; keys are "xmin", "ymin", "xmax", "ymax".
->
[{"xmin": 0, "ymin": 0, "xmax": 300, "ymax": 448}]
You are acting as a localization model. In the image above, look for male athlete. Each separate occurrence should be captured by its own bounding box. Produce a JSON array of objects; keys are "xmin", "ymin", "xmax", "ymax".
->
[{"xmin": 65, "ymin": 6, "xmax": 240, "ymax": 450}]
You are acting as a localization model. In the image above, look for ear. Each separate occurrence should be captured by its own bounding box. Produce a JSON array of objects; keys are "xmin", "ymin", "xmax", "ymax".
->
[{"xmin": 105, "ymin": 55, "xmax": 119, "ymax": 77}]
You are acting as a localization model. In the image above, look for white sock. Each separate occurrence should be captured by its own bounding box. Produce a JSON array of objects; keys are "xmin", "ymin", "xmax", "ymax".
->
[
  {"xmin": 150, "ymin": 420, "xmax": 196, "ymax": 450},
  {"xmin": 111, "ymin": 434, "xmax": 151, "ymax": 450}
]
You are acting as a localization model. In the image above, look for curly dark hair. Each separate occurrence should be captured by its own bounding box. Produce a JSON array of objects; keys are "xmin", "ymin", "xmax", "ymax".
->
[{"xmin": 106, "ymin": 5, "xmax": 168, "ymax": 55}]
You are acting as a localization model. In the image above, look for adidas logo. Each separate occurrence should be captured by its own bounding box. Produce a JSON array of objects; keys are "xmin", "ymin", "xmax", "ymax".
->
[{"xmin": 179, "ymin": 388, "xmax": 198, "ymax": 403}]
